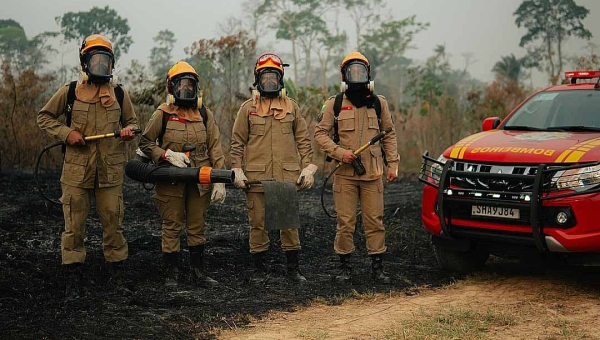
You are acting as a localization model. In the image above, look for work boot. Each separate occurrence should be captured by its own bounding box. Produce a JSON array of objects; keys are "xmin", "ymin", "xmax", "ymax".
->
[
  {"xmin": 189, "ymin": 245, "xmax": 219, "ymax": 287},
  {"xmin": 107, "ymin": 261, "xmax": 132, "ymax": 293},
  {"xmin": 163, "ymin": 252, "xmax": 179, "ymax": 287},
  {"xmin": 285, "ymin": 250, "xmax": 307, "ymax": 283},
  {"xmin": 64, "ymin": 263, "xmax": 83, "ymax": 302},
  {"xmin": 335, "ymin": 254, "xmax": 352, "ymax": 283},
  {"xmin": 371, "ymin": 254, "xmax": 391, "ymax": 284},
  {"xmin": 250, "ymin": 251, "xmax": 269, "ymax": 284}
]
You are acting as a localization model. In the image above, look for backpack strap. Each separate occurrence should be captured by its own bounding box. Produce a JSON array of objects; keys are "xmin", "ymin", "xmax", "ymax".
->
[
  {"xmin": 64, "ymin": 81, "xmax": 77, "ymax": 127},
  {"xmin": 372, "ymin": 94, "xmax": 381, "ymax": 126},
  {"xmin": 114, "ymin": 85, "xmax": 125, "ymax": 126},
  {"xmin": 157, "ymin": 105, "xmax": 208, "ymax": 148},
  {"xmin": 199, "ymin": 104, "xmax": 208, "ymax": 128},
  {"xmin": 331, "ymin": 92, "xmax": 344, "ymax": 145}
]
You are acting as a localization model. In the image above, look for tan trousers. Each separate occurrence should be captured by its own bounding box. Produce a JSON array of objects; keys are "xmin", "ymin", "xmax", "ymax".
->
[
  {"xmin": 60, "ymin": 183, "xmax": 127, "ymax": 264},
  {"xmin": 333, "ymin": 176, "xmax": 386, "ymax": 255},
  {"xmin": 153, "ymin": 184, "xmax": 210, "ymax": 253},
  {"xmin": 246, "ymin": 192, "xmax": 300, "ymax": 253}
]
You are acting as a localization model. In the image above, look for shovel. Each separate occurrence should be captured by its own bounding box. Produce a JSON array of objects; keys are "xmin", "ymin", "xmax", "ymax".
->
[{"xmin": 243, "ymin": 179, "xmax": 300, "ymax": 231}]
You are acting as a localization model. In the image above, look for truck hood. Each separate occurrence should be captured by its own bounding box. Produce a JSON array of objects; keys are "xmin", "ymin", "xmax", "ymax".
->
[{"xmin": 444, "ymin": 130, "xmax": 600, "ymax": 164}]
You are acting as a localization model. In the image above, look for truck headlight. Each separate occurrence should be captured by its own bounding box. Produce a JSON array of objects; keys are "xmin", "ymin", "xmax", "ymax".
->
[
  {"xmin": 431, "ymin": 154, "xmax": 448, "ymax": 183},
  {"xmin": 551, "ymin": 164, "xmax": 600, "ymax": 191}
]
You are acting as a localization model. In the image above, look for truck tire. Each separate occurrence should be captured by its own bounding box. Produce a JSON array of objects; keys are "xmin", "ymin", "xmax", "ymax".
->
[{"xmin": 433, "ymin": 243, "xmax": 489, "ymax": 274}]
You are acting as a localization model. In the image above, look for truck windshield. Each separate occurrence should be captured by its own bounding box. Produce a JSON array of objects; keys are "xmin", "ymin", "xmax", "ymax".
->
[{"xmin": 503, "ymin": 90, "xmax": 600, "ymax": 130}]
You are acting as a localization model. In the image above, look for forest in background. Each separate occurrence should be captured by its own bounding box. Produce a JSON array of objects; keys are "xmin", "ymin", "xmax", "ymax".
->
[{"xmin": 0, "ymin": 0, "xmax": 598, "ymax": 174}]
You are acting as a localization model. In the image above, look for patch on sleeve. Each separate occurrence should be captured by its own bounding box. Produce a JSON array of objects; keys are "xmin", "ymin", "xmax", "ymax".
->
[
  {"xmin": 150, "ymin": 111, "xmax": 156, "ymax": 120},
  {"xmin": 321, "ymin": 104, "xmax": 326, "ymax": 112}
]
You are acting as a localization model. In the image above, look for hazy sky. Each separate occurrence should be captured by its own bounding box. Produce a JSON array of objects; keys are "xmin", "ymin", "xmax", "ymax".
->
[{"xmin": 3, "ymin": 0, "xmax": 600, "ymax": 87}]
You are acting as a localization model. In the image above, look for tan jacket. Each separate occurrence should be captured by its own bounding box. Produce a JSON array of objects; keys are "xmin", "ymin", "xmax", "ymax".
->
[
  {"xmin": 230, "ymin": 97, "xmax": 313, "ymax": 191},
  {"xmin": 37, "ymin": 83, "xmax": 138, "ymax": 188},
  {"xmin": 138, "ymin": 105, "xmax": 226, "ymax": 197},
  {"xmin": 314, "ymin": 94, "xmax": 398, "ymax": 180}
]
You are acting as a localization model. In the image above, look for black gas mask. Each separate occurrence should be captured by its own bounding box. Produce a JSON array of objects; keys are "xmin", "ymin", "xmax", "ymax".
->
[
  {"xmin": 84, "ymin": 50, "xmax": 114, "ymax": 84},
  {"xmin": 169, "ymin": 74, "xmax": 198, "ymax": 108}
]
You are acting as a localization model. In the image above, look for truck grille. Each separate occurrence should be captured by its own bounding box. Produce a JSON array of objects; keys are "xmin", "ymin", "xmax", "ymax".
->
[{"xmin": 451, "ymin": 161, "xmax": 537, "ymax": 193}]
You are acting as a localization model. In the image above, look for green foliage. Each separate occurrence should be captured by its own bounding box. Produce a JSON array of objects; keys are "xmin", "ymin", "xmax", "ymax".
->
[
  {"xmin": 185, "ymin": 31, "xmax": 257, "ymax": 164},
  {"xmin": 514, "ymin": 0, "xmax": 592, "ymax": 84},
  {"xmin": 149, "ymin": 30, "xmax": 176, "ymax": 79},
  {"xmin": 361, "ymin": 15, "xmax": 429, "ymax": 79},
  {"xmin": 0, "ymin": 62, "xmax": 56, "ymax": 169},
  {"xmin": 0, "ymin": 20, "xmax": 58, "ymax": 72},
  {"xmin": 492, "ymin": 54, "xmax": 531, "ymax": 84},
  {"xmin": 55, "ymin": 6, "xmax": 133, "ymax": 60}
]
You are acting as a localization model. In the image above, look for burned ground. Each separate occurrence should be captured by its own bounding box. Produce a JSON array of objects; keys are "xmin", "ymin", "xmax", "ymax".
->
[{"xmin": 0, "ymin": 171, "xmax": 452, "ymax": 340}]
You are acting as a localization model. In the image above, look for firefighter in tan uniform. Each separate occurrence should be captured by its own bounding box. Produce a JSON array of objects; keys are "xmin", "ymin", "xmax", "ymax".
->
[
  {"xmin": 230, "ymin": 53, "xmax": 317, "ymax": 283},
  {"xmin": 314, "ymin": 52, "xmax": 399, "ymax": 284},
  {"xmin": 37, "ymin": 34, "xmax": 139, "ymax": 298},
  {"xmin": 138, "ymin": 61, "xmax": 226, "ymax": 287}
]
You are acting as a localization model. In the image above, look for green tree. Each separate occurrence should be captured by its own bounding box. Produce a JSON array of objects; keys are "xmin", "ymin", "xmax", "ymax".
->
[
  {"xmin": 492, "ymin": 54, "xmax": 531, "ymax": 84},
  {"xmin": 340, "ymin": 0, "xmax": 385, "ymax": 50},
  {"xmin": 256, "ymin": 0, "xmax": 323, "ymax": 85},
  {"xmin": 186, "ymin": 31, "xmax": 257, "ymax": 164},
  {"xmin": 315, "ymin": 30, "xmax": 347, "ymax": 90},
  {"xmin": 514, "ymin": 0, "xmax": 592, "ymax": 84},
  {"xmin": 55, "ymin": 6, "xmax": 133, "ymax": 60},
  {"xmin": 361, "ymin": 15, "xmax": 428, "ymax": 79},
  {"xmin": 0, "ymin": 19, "xmax": 57, "ymax": 72},
  {"xmin": 274, "ymin": 9, "xmax": 327, "ymax": 87},
  {"xmin": 149, "ymin": 30, "xmax": 176, "ymax": 78}
]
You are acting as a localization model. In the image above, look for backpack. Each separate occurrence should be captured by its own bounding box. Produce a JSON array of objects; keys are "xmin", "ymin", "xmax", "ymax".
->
[
  {"xmin": 64, "ymin": 80, "xmax": 125, "ymax": 127},
  {"xmin": 157, "ymin": 105, "xmax": 208, "ymax": 147},
  {"xmin": 328, "ymin": 93, "xmax": 386, "ymax": 164}
]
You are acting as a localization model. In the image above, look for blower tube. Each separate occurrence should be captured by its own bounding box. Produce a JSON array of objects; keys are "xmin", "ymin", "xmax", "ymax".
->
[{"xmin": 125, "ymin": 156, "xmax": 234, "ymax": 185}]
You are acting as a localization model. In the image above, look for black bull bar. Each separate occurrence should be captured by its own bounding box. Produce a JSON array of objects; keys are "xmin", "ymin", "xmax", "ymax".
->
[{"xmin": 418, "ymin": 151, "xmax": 600, "ymax": 252}]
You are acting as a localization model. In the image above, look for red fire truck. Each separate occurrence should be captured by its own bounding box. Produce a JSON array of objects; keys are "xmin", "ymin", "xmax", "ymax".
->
[{"xmin": 420, "ymin": 71, "xmax": 600, "ymax": 273}]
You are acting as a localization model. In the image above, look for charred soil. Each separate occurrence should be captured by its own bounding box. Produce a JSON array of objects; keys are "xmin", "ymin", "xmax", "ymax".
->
[
  {"xmin": 0, "ymin": 172, "xmax": 600, "ymax": 339},
  {"xmin": 0, "ymin": 171, "xmax": 452, "ymax": 340}
]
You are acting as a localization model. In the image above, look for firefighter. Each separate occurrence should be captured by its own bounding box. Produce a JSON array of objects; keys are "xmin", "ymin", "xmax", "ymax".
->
[
  {"xmin": 314, "ymin": 51, "xmax": 399, "ymax": 284},
  {"xmin": 138, "ymin": 61, "xmax": 226, "ymax": 287},
  {"xmin": 230, "ymin": 52, "xmax": 317, "ymax": 283},
  {"xmin": 37, "ymin": 34, "xmax": 139, "ymax": 299}
]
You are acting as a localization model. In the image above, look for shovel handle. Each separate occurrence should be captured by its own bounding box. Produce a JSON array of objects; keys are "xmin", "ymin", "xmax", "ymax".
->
[
  {"xmin": 84, "ymin": 128, "xmax": 143, "ymax": 141},
  {"xmin": 240, "ymin": 178, "xmax": 276, "ymax": 189}
]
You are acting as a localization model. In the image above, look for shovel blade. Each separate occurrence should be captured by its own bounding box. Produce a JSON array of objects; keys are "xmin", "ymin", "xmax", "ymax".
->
[{"xmin": 262, "ymin": 181, "xmax": 299, "ymax": 230}]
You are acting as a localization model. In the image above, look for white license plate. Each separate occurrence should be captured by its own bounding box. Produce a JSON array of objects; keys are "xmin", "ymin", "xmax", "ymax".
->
[{"xmin": 471, "ymin": 205, "xmax": 520, "ymax": 219}]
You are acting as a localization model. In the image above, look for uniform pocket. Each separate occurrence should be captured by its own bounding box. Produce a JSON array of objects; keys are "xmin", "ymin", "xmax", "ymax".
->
[
  {"xmin": 338, "ymin": 110, "xmax": 355, "ymax": 131},
  {"xmin": 280, "ymin": 114, "xmax": 294, "ymax": 134},
  {"xmin": 165, "ymin": 120, "xmax": 186, "ymax": 143},
  {"xmin": 106, "ymin": 154, "xmax": 126, "ymax": 183},
  {"xmin": 249, "ymin": 116, "xmax": 266, "ymax": 136},
  {"xmin": 107, "ymin": 108, "xmax": 121, "ymax": 123},
  {"xmin": 282, "ymin": 162, "xmax": 300, "ymax": 182},
  {"xmin": 71, "ymin": 101, "xmax": 89, "ymax": 129},
  {"xmin": 367, "ymin": 109, "xmax": 379, "ymax": 129},
  {"xmin": 369, "ymin": 145, "xmax": 383, "ymax": 176},
  {"xmin": 63, "ymin": 153, "xmax": 89, "ymax": 183}
]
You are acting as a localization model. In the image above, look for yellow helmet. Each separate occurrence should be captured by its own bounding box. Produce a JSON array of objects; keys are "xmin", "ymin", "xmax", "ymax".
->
[
  {"xmin": 166, "ymin": 61, "xmax": 200, "ymax": 108},
  {"xmin": 167, "ymin": 61, "xmax": 199, "ymax": 81},
  {"xmin": 79, "ymin": 34, "xmax": 115, "ymax": 83},
  {"xmin": 253, "ymin": 53, "xmax": 286, "ymax": 97},
  {"xmin": 340, "ymin": 52, "xmax": 373, "ymax": 93},
  {"xmin": 80, "ymin": 34, "xmax": 114, "ymax": 56},
  {"xmin": 340, "ymin": 52, "xmax": 370, "ymax": 76}
]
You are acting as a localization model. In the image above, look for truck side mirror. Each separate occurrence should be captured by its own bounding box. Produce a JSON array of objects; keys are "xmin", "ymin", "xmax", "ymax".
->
[{"xmin": 482, "ymin": 117, "xmax": 501, "ymax": 131}]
